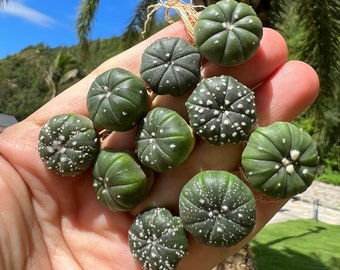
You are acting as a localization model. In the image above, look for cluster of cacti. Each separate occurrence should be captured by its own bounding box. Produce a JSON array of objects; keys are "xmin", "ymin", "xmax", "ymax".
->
[{"xmin": 37, "ymin": 1, "xmax": 319, "ymax": 269}]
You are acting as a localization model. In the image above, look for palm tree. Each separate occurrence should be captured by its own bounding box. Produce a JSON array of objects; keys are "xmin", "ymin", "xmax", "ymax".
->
[{"xmin": 44, "ymin": 50, "xmax": 80, "ymax": 99}]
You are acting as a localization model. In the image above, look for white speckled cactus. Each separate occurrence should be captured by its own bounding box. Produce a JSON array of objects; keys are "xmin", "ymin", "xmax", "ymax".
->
[
  {"xmin": 186, "ymin": 75, "xmax": 257, "ymax": 145},
  {"xmin": 128, "ymin": 207, "xmax": 189, "ymax": 270},
  {"xmin": 38, "ymin": 113, "xmax": 100, "ymax": 176},
  {"xmin": 179, "ymin": 170, "xmax": 256, "ymax": 247}
]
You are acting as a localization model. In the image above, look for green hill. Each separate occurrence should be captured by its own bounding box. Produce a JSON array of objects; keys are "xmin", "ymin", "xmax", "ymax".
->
[{"xmin": 0, "ymin": 37, "xmax": 126, "ymax": 121}]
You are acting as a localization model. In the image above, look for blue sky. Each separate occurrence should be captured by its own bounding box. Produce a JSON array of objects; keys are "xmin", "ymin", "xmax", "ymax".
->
[{"xmin": 0, "ymin": 0, "xmax": 139, "ymax": 59}]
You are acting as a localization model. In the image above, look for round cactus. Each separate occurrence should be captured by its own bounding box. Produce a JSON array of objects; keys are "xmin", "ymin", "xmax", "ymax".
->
[
  {"xmin": 140, "ymin": 37, "xmax": 201, "ymax": 96},
  {"xmin": 38, "ymin": 113, "xmax": 100, "ymax": 176},
  {"xmin": 128, "ymin": 207, "xmax": 189, "ymax": 270},
  {"xmin": 185, "ymin": 75, "xmax": 256, "ymax": 145},
  {"xmin": 179, "ymin": 170, "xmax": 256, "ymax": 247},
  {"xmin": 92, "ymin": 149, "xmax": 154, "ymax": 211},
  {"xmin": 241, "ymin": 122, "xmax": 320, "ymax": 199},
  {"xmin": 194, "ymin": 0, "xmax": 263, "ymax": 66},
  {"xmin": 135, "ymin": 107, "xmax": 195, "ymax": 172},
  {"xmin": 86, "ymin": 68, "xmax": 149, "ymax": 131}
]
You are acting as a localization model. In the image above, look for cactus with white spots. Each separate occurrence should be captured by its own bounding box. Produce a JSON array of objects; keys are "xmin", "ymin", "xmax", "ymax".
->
[
  {"xmin": 92, "ymin": 149, "xmax": 154, "ymax": 211},
  {"xmin": 86, "ymin": 68, "xmax": 149, "ymax": 131},
  {"xmin": 186, "ymin": 75, "xmax": 257, "ymax": 145},
  {"xmin": 179, "ymin": 170, "xmax": 256, "ymax": 247},
  {"xmin": 38, "ymin": 113, "xmax": 100, "ymax": 176},
  {"xmin": 140, "ymin": 37, "xmax": 201, "ymax": 96},
  {"xmin": 241, "ymin": 122, "xmax": 320, "ymax": 199},
  {"xmin": 128, "ymin": 207, "xmax": 189, "ymax": 270},
  {"xmin": 194, "ymin": 0, "xmax": 263, "ymax": 66},
  {"xmin": 135, "ymin": 107, "xmax": 195, "ymax": 172}
]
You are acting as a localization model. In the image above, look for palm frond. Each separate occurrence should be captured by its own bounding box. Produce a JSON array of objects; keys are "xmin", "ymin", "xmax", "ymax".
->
[
  {"xmin": 75, "ymin": 0, "xmax": 100, "ymax": 57},
  {"xmin": 295, "ymin": 0, "xmax": 340, "ymax": 109},
  {"xmin": 0, "ymin": 0, "xmax": 8, "ymax": 8},
  {"xmin": 121, "ymin": 0, "xmax": 158, "ymax": 49}
]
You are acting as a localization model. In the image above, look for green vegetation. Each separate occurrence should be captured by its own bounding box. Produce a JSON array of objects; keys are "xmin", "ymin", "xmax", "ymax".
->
[
  {"xmin": 0, "ymin": 38, "xmax": 125, "ymax": 121},
  {"xmin": 251, "ymin": 219, "xmax": 340, "ymax": 270}
]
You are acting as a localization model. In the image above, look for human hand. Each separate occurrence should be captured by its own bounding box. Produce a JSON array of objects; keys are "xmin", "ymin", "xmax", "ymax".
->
[{"xmin": 0, "ymin": 21, "xmax": 319, "ymax": 270}]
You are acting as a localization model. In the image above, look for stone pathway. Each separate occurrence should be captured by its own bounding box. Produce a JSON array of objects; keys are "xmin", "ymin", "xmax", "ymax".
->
[{"xmin": 268, "ymin": 181, "xmax": 340, "ymax": 225}]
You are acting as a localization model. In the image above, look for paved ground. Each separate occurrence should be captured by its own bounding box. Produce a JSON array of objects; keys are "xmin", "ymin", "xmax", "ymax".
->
[{"xmin": 268, "ymin": 181, "xmax": 340, "ymax": 225}]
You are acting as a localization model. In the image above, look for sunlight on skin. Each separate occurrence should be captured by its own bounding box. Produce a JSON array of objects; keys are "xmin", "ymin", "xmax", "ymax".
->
[{"xmin": 0, "ymin": 19, "xmax": 319, "ymax": 270}]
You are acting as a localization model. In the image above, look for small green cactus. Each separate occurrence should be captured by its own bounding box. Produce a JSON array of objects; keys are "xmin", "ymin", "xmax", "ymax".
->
[
  {"xmin": 194, "ymin": 0, "xmax": 263, "ymax": 66},
  {"xmin": 92, "ymin": 149, "xmax": 154, "ymax": 211},
  {"xmin": 179, "ymin": 170, "xmax": 256, "ymax": 247},
  {"xmin": 86, "ymin": 68, "xmax": 149, "ymax": 131},
  {"xmin": 242, "ymin": 122, "xmax": 320, "ymax": 199},
  {"xmin": 128, "ymin": 207, "xmax": 189, "ymax": 270},
  {"xmin": 38, "ymin": 113, "xmax": 100, "ymax": 176},
  {"xmin": 140, "ymin": 37, "xmax": 201, "ymax": 96},
  {"xmin": 135, "ymin": 107, "xmax": 195, "ymax": 172},
  {"xmin": 186, "ymin": 75, "xmax": 257, "ymax": 145}
]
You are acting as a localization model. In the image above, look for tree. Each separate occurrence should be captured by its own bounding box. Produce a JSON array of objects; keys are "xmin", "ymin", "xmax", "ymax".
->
[
  {"xmin": 0, "ymin": 0, "xmax": 8, "ymax": 7},
  {"xmin": 271, "ymin": 0, "xmax": 340, "ymax": 171},
  {"xmin": 44, "ymin": 50, "xmax": 80, "ymax": 99}
]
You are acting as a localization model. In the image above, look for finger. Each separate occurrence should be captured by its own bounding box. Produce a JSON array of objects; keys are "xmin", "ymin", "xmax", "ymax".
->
[{"xmin": 255, "ymin": 60, "xmax": 320, "ymax": 126}]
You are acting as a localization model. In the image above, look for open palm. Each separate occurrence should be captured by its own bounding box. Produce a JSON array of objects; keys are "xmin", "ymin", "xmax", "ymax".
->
[{"xmin": 0, "ymin": 22, "xmax": 319, "ymax": 270}]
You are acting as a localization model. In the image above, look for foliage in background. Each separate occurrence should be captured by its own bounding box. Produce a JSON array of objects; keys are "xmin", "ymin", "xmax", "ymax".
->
[
  {"xmin": 75, "ymin": 0, "xmax": 100, "ymax": 56},
  {"xmin": 0, "ymin": 38, "xmax": 125, "ymax": 120},
  {"xmin": 270, "ymin": 0, "xmax": 340, "ymax": 178}
]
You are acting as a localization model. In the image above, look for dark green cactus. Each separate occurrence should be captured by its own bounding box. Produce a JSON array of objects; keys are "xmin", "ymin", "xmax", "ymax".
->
[
  {"xmin": 140, "ymin": 37, "xmax": 201, "ymax": 96},
  {"xmin": 38, "ymin": 113, "xmax": 100, "ymax": 176},
  {"xmin": 128, "ymin": 207, "xmax": 189, "ymax": 270},
  {"xmin": 92, "ymin": 149, "xmax": 154, "ymax": 211},
  {"xmin": 135, "ymin": 107, "xmax": 195, "ymax": 172},
  {"xmin": 179, "ymin": 170, "xmax": 256, "ymax": 247},
  {"xmin": 186, "ymin": 75, "xmax": 256, "ymax": 145},
  {"xmin": 194, "ymin": 0, "xmax": 263, "ymax": 66},
  {"xmin": 242, "ymin": 122, "xmax": 320, "ymax": 199},
  {"xmin": 86, "ymin": 68, "xmax": 149, "ymax": 131}
]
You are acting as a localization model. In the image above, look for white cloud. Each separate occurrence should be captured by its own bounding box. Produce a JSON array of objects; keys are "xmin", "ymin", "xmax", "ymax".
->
[{"xmin": 0, "ymin": 1, "xmax": 55, "ymax": 27}]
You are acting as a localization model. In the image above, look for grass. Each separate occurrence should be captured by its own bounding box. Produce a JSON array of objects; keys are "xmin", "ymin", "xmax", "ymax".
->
[
  {"xmin": 317, "ymin": 169, "xmax": 340, "ymax": 186},
  {"xmin": 251, "ymin": 219, "xmax": 340, "ymax": 270}
]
